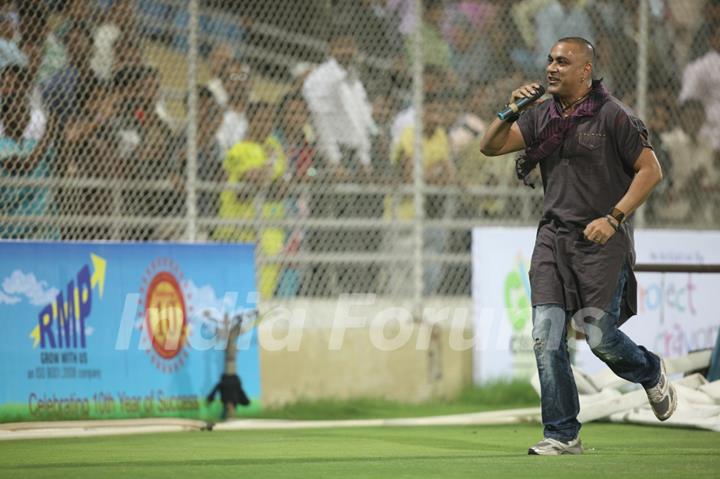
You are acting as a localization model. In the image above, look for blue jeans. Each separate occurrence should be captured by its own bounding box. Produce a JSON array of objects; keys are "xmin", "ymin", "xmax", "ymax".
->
[{"xmin": 532, "ymin": 265, "xmax": 661, "ymax": 441}]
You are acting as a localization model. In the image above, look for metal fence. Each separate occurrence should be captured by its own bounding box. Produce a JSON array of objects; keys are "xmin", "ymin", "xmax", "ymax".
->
[{"xmin": 1, "ymin": 0, "xmax": 718, "ymax": 302}]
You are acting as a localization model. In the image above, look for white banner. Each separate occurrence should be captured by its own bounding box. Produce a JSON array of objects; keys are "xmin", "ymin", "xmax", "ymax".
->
[{"xmin": 471, "ymin": 228, "xmax": 720, "ymax": 384}]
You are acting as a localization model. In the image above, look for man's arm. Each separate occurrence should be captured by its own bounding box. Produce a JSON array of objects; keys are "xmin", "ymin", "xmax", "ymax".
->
[
  {"xmin": 479, "ymin": 119, "xmax": 526, "ymax": 156},
  {"xmin": 479, "ymin": 82, "xmax": 541, "ymax": 156},
  {"xmin": 3, "ymin": 113, "xmax": 56, "ymax": 176},
  {"xmin": 583, "ymin": 148, "xmax": 663, "ymax": 244},
  {"xmin": 613, "ymin": 147, "xmax": 663, "ymax": 216}
]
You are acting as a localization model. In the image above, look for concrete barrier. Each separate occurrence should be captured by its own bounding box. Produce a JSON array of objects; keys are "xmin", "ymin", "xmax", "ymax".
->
[{"xmin": 257, "ymin": 298, "xmax": 474, "ymax": 406}]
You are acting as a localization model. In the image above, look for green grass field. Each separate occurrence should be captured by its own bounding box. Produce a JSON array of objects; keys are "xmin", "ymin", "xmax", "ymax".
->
[
  {"xmin": 3, "ymin": 382, "xmax": 718, "ymax": 477},
  {"xmin": 1, "ymin": 424, "xmax": 719, "ymax": 478}
]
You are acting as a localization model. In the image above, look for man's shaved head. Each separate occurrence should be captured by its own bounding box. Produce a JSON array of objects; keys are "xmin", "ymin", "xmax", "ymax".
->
[
  {"xmin": 556, "ymin": 37, "xmax": 596, "ymax": 63},
  {"xmin": 546, "ymin": 37, "xmax": 596, "ymax": 99}
]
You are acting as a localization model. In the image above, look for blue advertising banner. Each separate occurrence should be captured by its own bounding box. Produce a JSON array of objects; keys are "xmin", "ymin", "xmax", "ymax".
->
[{"xmin": 0, "ymin": 241, "xmax": 260, "ymax": 421}]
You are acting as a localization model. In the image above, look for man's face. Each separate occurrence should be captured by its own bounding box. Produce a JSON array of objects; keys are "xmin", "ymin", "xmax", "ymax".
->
[
  {"xmin": 86, "ymin": 88, "xmax": 114, "ymax": 118},
  {"xmin": 223, "ymin": 61, "xmax": 251, "ymax": 106},
  {"xmin": 710, "ymin": 28, "xmax": 720, "ymax": 53},
  {"xmin": 210, "ymin": 44, "xmax": 233, "ymax": 77},
  {"xmin": 372, "ymin": 95, "xmax": 394, "ymax": 126},
  {"xmin": 546, "ymin": 42, "xmax": 590, "ymax": 97},
  {"xmin": 134, "ymin": 72, "xmax": 160, "ymax": 109},
  {"xmin": 424, "ymin": 100, "xmax": 444, "ymax": 133},
  {"xmin": 329, "ymin": 36, "xmax": 357, "ymax": 69},
  {"xmin": 424, "ymin": 5, "xmax": 443, "ymax": 27},
  {"xmin": 648, "ymin": 103, "xmax": 670, "ymax": 133},
  {"xmin": 68, "ymin": 29, "xmax": 92, "ymax": 69},
  {"xmin": 681, "ymin": 105, "xmax": 706, "ymax": 133}
]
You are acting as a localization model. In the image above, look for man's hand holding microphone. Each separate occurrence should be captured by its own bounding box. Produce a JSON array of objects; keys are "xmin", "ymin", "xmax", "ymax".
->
[
  {"xmin": 479, "ymin": 82, "xmax": 546, "ymax": 157},
  {"xmin": 498, "ymin": 83, "xmax": 546, "ymax": 122}
]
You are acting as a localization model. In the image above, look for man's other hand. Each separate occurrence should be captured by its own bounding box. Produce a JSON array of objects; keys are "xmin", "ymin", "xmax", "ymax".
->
[{"xmin": 583, "ymin": 217, "xmax": 616, "ymax": 245}]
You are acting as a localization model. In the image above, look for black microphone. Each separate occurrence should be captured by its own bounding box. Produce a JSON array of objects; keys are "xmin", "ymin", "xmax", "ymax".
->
[{"xmin": 498, "ymin": 85, "xmax": 546, "ymax": 121}]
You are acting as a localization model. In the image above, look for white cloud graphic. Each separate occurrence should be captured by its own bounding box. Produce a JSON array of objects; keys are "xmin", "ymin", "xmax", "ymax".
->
[
  {"xmin": 2, "ymin": 270, "xmax": 59, "ymax": 306},
  {"xmin": 186, "ymin": 280, "xmax": 249, "ymax": 321},
  {"xmin": 184, "ymin": 281, "xmax": 258, "ymax": 350},
  {"xmin": 0, "ymin": 290, "xmax": 20, "ymax": 305}
]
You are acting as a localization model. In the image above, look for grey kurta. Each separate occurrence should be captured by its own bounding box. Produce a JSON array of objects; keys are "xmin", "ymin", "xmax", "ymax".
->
[{"xmin": 517, "ymin": 93, "xmax": 651, "ymax": 323}]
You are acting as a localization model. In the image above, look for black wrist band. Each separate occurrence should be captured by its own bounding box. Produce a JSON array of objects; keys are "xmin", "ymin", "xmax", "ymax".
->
[
  {"xmin": 609, "ymin": 207, "xmax": 626, "ymax": 224},
  {"xmin": 605, "ymin": 215, "xmax": 619, "ymax": 232}
]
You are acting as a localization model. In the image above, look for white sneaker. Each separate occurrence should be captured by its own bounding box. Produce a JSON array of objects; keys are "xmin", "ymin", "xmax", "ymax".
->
[
  {"xmin": 645, "ymin": 355, "xmax": 678, "ymax": 421},
  {"xmin": 528, "ymin": 437, "xmax": 583, "ymax": 455}
]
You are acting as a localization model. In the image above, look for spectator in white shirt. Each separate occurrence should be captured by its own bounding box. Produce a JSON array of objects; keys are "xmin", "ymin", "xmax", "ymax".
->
[
  {"xmin": 659, "ymin": 99, "xmax": 718, "ymax": 222},
  {"xmin": 206, "ymin": 42, "xmax": 235, "ymax": 108},
  {"xmin": 679, "ymin": 24, "xmax": 720, "ymax": 151},
  {"xmin": 390, "ymin": 65, "xmax": 449, "ymax": 151},
  {"xmin": 303, "ymin": 30, "xmax": 377, "ymax": 178},
  {"xmin": 214, "ymin": 58, "xmax": 250, "ymax": 156},
  {"xmin": 90, "ymin": 0, "xmax": 138, "ymax": 81}
]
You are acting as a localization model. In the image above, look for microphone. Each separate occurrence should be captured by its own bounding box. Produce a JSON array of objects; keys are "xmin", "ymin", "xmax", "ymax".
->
[{"xmin": 498, "ymin": 85, "xmax": 546, "ymax": 121}]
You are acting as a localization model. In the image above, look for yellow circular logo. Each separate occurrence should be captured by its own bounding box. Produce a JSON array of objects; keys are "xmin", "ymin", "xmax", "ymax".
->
[{"xmin": 145, "ymin": 272, "xmax": 187, "ymax": 360}]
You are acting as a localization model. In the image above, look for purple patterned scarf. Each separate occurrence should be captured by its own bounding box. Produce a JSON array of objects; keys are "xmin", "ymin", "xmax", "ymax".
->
[{"xmin": 516, "ymin": 79, "xmax": 611, "ymax": 187}]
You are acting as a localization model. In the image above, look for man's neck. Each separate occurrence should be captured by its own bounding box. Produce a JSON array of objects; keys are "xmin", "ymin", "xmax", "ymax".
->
[
  {"xmin": 423, "ymin": 125, "xmax": 439, "ymax": 138},
  {"xmin": 558, "ymin": 84, "xmax": 593, "ymax": 113},
  {"xmin": 331, "ymin": 57, "xmax": 352, "ymax": 75}
]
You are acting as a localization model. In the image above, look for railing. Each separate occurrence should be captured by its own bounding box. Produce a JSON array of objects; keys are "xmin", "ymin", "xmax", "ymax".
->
[{"xmin": 634, "ymin": 264, "xmax": 720, "ymax": 274}]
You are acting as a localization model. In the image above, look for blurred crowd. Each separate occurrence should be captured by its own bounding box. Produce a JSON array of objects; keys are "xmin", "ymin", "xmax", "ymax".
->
[{"xmin": 1, "ymin": 0, "xmax": 719, "ymax": 297}]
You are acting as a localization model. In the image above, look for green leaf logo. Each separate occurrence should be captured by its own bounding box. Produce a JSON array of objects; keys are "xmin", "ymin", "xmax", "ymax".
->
[{"xmin": 504, "ymin": 257, "xmax": 531, "ymax": 332}]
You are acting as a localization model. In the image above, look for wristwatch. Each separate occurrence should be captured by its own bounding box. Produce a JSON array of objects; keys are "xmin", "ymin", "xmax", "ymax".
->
[{"xmin": 609, "ymin": 207, "xmax": 626, "ymax": 224}]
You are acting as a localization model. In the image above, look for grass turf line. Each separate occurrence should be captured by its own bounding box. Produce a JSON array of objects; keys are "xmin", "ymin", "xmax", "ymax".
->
[{"xmin": 1, "ymin": 424, "xmax": 718, "ymax": 479}]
